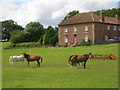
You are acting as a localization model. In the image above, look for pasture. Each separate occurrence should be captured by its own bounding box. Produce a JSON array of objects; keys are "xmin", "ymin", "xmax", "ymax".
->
[{"xmin": 2, "ymin": 42, "xmax": 118, "ymax": 88}]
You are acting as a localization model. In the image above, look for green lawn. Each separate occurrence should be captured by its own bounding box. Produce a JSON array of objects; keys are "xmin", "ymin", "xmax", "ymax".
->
[{"xmin": 2, "ymin": 42, "xmax": 118, "ymax": 88}]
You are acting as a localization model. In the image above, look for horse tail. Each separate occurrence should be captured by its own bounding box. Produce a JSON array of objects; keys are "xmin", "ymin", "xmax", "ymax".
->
[{"xmin": 68, "ymin": 55, "xmax": 73, "ymax": 65}]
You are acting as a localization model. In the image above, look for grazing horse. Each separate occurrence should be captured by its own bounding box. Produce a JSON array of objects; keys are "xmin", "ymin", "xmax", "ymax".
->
[
  {"xmin": 9, "ymin": 55, "xmax": 24, "ymax": 67},
  {"xmin": 23, "ymin": 53, "xmax": 43, "ymax": 67},
  {"xmin": 68, "ymin": 53, "xmax": 91, "ymax": 69},
  {"xmin": 68, "ymin": 55, "xmax": 78, "ymax": 65}
]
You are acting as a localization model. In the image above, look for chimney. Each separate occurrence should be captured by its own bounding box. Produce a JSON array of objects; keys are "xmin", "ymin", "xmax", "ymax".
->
[{"xmin": 100, "ymin": 10, "xmax": 105, "ymax": 22}]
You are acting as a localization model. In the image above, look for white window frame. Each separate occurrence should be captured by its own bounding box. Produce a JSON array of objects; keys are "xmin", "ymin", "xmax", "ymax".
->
[
  {"xmin": 105, "ymin": 35, "xmax": 108, "ymax": 41},
  {"xmin": 107, "ymin": 25, "xmax": 110, "ymax": 30},
  {"xmin": 64, "ymin": 27, "xmax": 68, "ymax": 32},
  {"xmin": 84, "ymin": 34, "xmax": 88, "ymax": 42},
  {"xmin": 73, "ymin": 26, "xmax": 77, "ymax": 32},
  {"xmin": 119, "ymin": 26, "xmax": 120, "ymax": 31},
  {"xmin": 84, "ymin": 25, "xmax": 88, "ymax": 31},
  {"xmin": 65, "ymin": 35, "xmax": 68, "ymax": 43},
  {"xmin": 114, "ymin": 26, "xmax": 117, "ymax": 31}
]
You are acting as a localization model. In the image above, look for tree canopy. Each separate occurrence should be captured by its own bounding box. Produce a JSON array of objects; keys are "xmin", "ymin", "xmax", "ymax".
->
[
  {"xmin": 94, "ymin": 8, "xmax": 120, "ymax": 18},
  {"xmin": 63, "ymin": 10, "xmax": 79, "ymax": 21},
  {"xmin": 24, "ymin": 22, "xmax": 44, "ymax": 42},
  {"xmin": 2, "ymin": 20, "xmax": 24, "ymax": 41},
  {"xmin": 10, "ymin": 30, "xmax": 25, "ymax": 44},
  {"xmin": 44, "ymin": 26, "xmax": 58, "ymax": 46}
]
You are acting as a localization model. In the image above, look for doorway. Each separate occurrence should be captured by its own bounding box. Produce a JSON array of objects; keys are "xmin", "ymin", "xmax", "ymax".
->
[{"xmin": 73, "ymin": 34, "xmax": 77, "ymax": 44}]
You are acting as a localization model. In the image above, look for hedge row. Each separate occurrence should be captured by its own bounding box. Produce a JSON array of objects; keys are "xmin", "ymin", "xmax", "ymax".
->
[{"xmin": 4, "ymin": 42, "xmax": 42, "ymax": 49}]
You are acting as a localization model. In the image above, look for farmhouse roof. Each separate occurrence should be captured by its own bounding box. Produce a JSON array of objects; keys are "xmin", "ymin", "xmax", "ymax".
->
[{"xmin": 58, "ymin": 12, "xmax": 120, "ymax": 26}]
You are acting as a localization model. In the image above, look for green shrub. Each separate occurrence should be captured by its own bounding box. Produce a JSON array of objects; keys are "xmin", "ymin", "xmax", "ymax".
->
[
  {"xmin": 10, "ymin": 30, "xmax": 26, "ymax": 44},
  {"xmin": 80, "ymin": 40, "xmax": 91, "ymax": 46},
  {"xmin": 4, "ymin": 42, "xmax": 41, "ymax": 49}
]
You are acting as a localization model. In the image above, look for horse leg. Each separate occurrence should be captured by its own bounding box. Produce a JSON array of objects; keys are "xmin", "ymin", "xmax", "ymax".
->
[
  {"xmin": 11, "ymin": 61, "xmax": 14, "ymax": 67},
  {"xmin": 37, "ymin": 60, "xmax": 40, "ymax": 67},
  {"xmin": 28, "ymin": 61, "xmax": 29, "ymax": 67},
  {"xmin": 36, "ymin": 61, "xmax": 39, "ymax": 67},
  {"xmin": 81, "ymin": 62, "xmax": 84, "ymax": 67},
  {"xmin": 71, "ymin": 61, "xmax": 74, "ymax": 68},
  {"xmin": 73, "ymin": 61, "xmax": 76, "ymax": 68},
  {"xmin": 83, "ymin": 62, "xmax": 86, "ymax": 69},
  {"xmin": 22, "ymin": 60, "xmax": 24, "ymax": 64}
]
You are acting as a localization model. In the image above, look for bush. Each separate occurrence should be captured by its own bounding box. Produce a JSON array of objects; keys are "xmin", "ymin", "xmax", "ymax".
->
[
  {"xmin": 4, "ymin": 42, "xmax": 41, "ymax": 49},
  {"xmin": 80, "ymin": 40, "xmax": 91, "ymax": 46},
  {"xmin": 10, "ymin": 30, "xmax": 26, "ymax": 44}
]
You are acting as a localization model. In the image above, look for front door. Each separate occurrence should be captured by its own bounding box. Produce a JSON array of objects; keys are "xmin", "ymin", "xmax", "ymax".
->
[{"xmin": 73, "ymin": 34, "xmax": 77, "ymax": 44}]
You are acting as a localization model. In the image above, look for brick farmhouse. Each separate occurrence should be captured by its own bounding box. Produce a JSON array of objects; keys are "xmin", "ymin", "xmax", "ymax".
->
[{"xmin": 58, "ymin": 11, "xmax": 120, "ymax": 46}]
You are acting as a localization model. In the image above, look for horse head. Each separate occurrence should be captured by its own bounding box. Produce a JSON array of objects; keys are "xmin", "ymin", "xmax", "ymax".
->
[
  {"xmin": 84, "ymin": 54, "xmax": 89, "ymax": 59},
  {"xmin": 84, "ymin": 53, "xmax": 92, "ymax": 59},
  {"xmin": 22, "ymin": 53, "xmax": 30, "ymax": 58},
  {"xmin": 88, "ymin": 52, "xmax": 92, "ymax": 58}
]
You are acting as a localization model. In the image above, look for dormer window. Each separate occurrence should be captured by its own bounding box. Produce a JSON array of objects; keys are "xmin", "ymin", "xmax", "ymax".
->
[
  {"xmin": 73, "ymin": 26, "xmax": 77, "ymax": 32},
  {"xmin": 64, "ymin": 27, "xmax": 68, "ymax": 32},
  {"xmin": 84, "ymin": 25, "xmax": 88, "ymax": 31}
]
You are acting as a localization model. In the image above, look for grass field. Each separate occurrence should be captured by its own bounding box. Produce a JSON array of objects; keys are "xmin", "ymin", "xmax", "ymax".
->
[{"xmin": 2, "ymin": 42, "xmax": 118, "ymax": 88}]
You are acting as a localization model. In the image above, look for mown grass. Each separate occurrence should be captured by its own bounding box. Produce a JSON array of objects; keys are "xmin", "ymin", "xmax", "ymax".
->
[{"xmin": 2, "ymin": 42, "xmax": 118, "ymax": 88}]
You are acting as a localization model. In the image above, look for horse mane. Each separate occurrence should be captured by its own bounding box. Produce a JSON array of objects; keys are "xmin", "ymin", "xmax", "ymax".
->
[
  {"xmin": 23, "ymin": 53, "xmax": 30, "ymax": 57},
  {"xmin": 83, "ymin": 54, "xmax": 90, "ymax": 58}
]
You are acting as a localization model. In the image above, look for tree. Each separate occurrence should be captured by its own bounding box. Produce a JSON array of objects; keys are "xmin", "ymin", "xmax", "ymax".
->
[
  {"xmin": 44, "ymin": 26, "xmax": 58, "ymax": 46},
  {"xmin": 63, "ymin": 10, "xmax": 79, "ymax": 21},
  {"xmin": 24, "ymin": 22, "xmax": 44, "ymax": 42},
  {"xmin": 94, "ymin": 8, "xmax": 120, "ymax": 18},
  {"xmin": 10, "ymin": 30, "xmax": 26, "ymax": 44},
  {"xmin": 49, "ymin": 27, "xmax": 58, "ymax": 46},
  {"xmin": 2, "ymin": 20, "xmax": 24, "ymax": 41},
  {"xmin": 44, "ymin": 26, "xmax": 55, "ymax": 45}
]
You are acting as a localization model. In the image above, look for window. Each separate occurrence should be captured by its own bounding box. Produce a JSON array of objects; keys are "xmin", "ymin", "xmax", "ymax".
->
[
  {"xmin": 84, "ymin": 25, "xmax": 88, "ymax": 31},
  {"xmin": 64, "ymin": 27, "xmax": 68, "ymax": 32},
  {"xmin": 114, "ymin": 26, "xmax": 117, "ymax": 30},
  {"xmin": 105, "ymin": 35, "xmax": 108, "ymax": 41},
  {"xmin": 107, "ymin": 25, "xmax": 110, "ymax": 30},
  {"xmin": 73, "ymin": 26, "xmax": 77, "ymax": 32},
  {"xmin": 119, "ymin": 26, "xmax": 120, "ymax": 31},
  {"xmin": 84, "ymin": 34, "xmax": 88, "ymax": 42},
  {"xmin": 65, "ymin": 35, "xmax": 68, "ymax": 43}
]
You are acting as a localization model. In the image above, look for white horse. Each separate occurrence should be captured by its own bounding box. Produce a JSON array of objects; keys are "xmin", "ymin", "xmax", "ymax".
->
[{"xmin": 9, "ymin": 55, "xmax": 25, "ymax": 67}]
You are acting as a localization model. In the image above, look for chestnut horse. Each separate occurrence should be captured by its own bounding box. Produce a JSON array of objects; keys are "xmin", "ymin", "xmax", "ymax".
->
[
  {"xmin": 68, "ymin": 53, "xmax": 91, "ymax": 68},
  {"xmin": 23, "ymin": 53, "xmax": 43, "ymax": 67}
]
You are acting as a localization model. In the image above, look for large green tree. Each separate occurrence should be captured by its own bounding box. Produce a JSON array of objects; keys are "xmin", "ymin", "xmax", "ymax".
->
[
  {"xmin": 49, "ymin": 27, "xmax": 58, "ymax": 46},
  {"xmin": 2, "ymin": 20, "xmax": 24, "ymax": 41},
  {"xmin": 10, "ymin": 30, "xmax": 26, "ymax": 44},
  {"xmin": 24, "ymin": 22, "xmax": 44, "ymax": 42},
  {"xmin": 44, "ymin": 26, "xmax": 58, "ymax": 46},
  {"xmin": 63, "ymin": 10, "xmax": 79, "ymax": 21},
  {"xmin": 94, "ymin": 8, "xmax": 120, "ymax": 18},
  {"xmin": 44, "ymin": 26, "xmax": 54, "ymax": 45}
]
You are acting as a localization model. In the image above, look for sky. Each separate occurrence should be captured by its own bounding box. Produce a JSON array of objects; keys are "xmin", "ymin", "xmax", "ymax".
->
[{"xmin": 0, "ymin": 0, "xmax": 119, "ymax": 28}]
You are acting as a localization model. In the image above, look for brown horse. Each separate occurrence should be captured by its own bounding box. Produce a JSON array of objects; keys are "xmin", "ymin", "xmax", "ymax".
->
[
  {"xmin": 68, "ymin": 53, "xmax": 91, "ymax": 69},
  {"xmin": 23, "ymin": 53, "xmax": 43, "ymax": 67}
]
